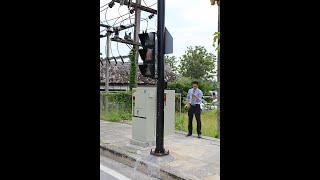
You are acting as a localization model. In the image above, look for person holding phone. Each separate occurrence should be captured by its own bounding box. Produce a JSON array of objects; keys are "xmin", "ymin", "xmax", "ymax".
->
[{"xmin": 186, "ymin": 81, "xmax": 203, "ymax": 138}]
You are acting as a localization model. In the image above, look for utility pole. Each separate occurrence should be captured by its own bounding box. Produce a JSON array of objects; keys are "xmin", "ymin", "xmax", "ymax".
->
[
  {"xmin": 105, "ymin": 28, "xmax": 111, "ymax": 93},
  {"xmin": 133, "ymin": 0, "xmax": 141, "ymax": 65},
  {"xmin": 101, "ymin": 23, "xmax": 133, "ymax": 92},
  {"xmin": 150, "ymin": 0, "xmax": 168, "ymax": 156}
]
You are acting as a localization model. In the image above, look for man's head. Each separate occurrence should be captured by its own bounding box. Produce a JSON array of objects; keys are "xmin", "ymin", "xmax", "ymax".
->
[{"xmin": 192, "ymin": 81, "xmax": 199, "ymax": 90}]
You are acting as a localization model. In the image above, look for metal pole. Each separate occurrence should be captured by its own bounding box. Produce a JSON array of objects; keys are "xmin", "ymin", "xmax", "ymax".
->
[
  {"xmin": 179, "ymin": 94, "xmax": 181, "ymax": 123},
  {"xmin": 217, "ymin": 5, "xmax": 220, "ymax": 139},
  {"xmin": 151, "ymin": 0, "xmax": 168, "ymax": 156}
]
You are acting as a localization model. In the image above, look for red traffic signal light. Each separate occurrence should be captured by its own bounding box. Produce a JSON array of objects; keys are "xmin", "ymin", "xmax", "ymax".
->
[{"xmin": 138, "ymin": 32, "xmax": 156, "ymax": 78}]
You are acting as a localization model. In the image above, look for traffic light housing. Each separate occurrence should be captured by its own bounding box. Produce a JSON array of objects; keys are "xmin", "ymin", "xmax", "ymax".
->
[{"xmin": 138, "ymin": 32, "xmax": 156, "ymax": 78}]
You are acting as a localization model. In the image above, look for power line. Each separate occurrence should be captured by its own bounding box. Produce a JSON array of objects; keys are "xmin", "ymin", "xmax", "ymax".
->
[
  {"xmin": 148, "ymin": 2, "xmax": 157, "ymax": 7},
  {"xmin": 142, "ymin": 0, "xmax": 148, "ymax": 7},
  {"xmin": 104, "ymin": 6, "xmax": 110, "ymax": 26},
  {"xmin": 100, "ymin": 1, "xmax": 111, "ymax": 9},
  {"xmin": 125, "ymin": 43, "xmax": 132, "ymax": 50},
  {"xmin": 106, "ymin": 12, "xmax": 133, "ymax": 22},
  {"xmin": 118, "ymin": 5, "xmax": 125, "ymax": 26}
]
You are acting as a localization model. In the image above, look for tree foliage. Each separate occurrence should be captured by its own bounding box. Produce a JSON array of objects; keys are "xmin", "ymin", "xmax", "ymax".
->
[
  {"xmin": 164, "ymin": 55, "xmax": 178, "ymax": 74},
  {"xmin": 211, "ymin": 0, "xmax": 220, "ymax": 52},
  {"xmin": 213, "ymin": 32, "xmax": 220, "ymax": 52},
  {"xmin": 210, "ymin": 0, "xmax": 220, "ymax": 6},
  {"xmin": 178, "ymin": 46, "xmax": 216, "ymax": 80},
  {"xmin": 168, "ymin": 77, "xmax": 211, "ymax": 97}
]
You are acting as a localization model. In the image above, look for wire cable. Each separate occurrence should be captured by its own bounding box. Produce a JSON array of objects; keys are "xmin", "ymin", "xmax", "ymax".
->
[
  {"xmin": 142, "ymin": 0, "xmax": 148, "ymax": 7},
  {"xmin": 145, "ymin": 18, "xmax": 149, "ymax": 31},
  {"xmin": 106, "ymin": 12, "xmax": 132, "ymax": 22},
  {"xmin": 100, "ymin": 1, "xmax": 110, "ymax": 9},
  {"xmin": 149, "ymin": 2, "xmax": 157, "ymax": 7},
  {"xmin": 125, "ymin": 44, "xmax": 132, "ymax": 50},
  {"xmin": 104, "ymin": 6, "xmax": 110, "ymax": 26},
  {"xmin": 118, "ymin": 5, "xmax": 125, "ymax": 26}
]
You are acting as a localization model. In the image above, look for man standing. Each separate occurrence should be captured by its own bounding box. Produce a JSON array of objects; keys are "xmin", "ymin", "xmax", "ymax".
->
[{"xmin": 186, "ymin": 81, "xmax": 203, "ymax": 138}]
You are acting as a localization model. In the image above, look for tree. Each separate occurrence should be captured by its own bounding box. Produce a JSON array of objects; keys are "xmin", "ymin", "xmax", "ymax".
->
[
  {"xmin": 167, "ymin": 77, "xmax": 211, "ymax": 112},
  {"xmin": 129, "ymin": 47, "xmax": 137, "ymax": 91},
  {"xmin": 213, "ymin": 32, "xmax": 220, "ymax": 52},
  {"xmin": 210, "ymin": 1, "xmax": 220, "ymax": 52},
  {"xmin": 164, "ymin": 55, "xmax": 178, "ymax": 74},
  {"xmin": 210, "ymin": 0, "xmax": 220, "ymax": 6},
  {"xmin": 178, "ymin": 46, "xmax": 216, "ymax": 80}
]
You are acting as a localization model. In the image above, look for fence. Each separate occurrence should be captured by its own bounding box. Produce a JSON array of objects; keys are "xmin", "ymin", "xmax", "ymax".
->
[{"xmin": 100, "ymin": 92, "xmax": 132, "ymax": 121}]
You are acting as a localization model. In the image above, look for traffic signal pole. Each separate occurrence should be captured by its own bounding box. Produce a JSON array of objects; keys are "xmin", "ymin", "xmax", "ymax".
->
[{"xmin": 150, "ymin": 0, "xmax": 169, "ymax": 156}]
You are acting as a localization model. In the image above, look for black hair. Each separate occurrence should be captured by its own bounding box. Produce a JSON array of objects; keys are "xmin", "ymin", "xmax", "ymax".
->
[{"xmin": 192, "ymin": 81, "xmax": 199, "ymax": 85}]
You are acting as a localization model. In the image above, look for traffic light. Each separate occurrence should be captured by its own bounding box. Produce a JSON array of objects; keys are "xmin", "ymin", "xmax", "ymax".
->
[{"xmin": 138, "ymin": 32, "xmax": 156, "ymax": 78}]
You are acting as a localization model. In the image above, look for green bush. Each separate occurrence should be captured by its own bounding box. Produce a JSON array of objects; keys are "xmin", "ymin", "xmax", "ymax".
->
[
  {"xmin": 101, "ymin": 91, "xmax": 132, "ymax": 113},
  {"xmin": 168, "ymin": 77, "xmax": 211, "ymax": 112},
  {"xmin": 168, "ymin": 77, "xmax": 211, "ymax": 97},
  {"xmin": 203, "ymin": 96, "xmax": 214, "ymax": 103},
  {"xmin": 100, "ymin": 91, "xmax": 132, "ymax": 121}
]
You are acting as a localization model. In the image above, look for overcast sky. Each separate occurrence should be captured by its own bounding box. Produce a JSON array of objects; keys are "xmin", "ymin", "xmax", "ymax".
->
[{"xmin": 100, "ymin": 0, "xmax": 218, "ymax": 63}]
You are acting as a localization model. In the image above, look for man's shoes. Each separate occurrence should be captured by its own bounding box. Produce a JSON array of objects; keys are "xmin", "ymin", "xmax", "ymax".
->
[
  {"xmin": 186, "ymin": 133, "xmax": 192, "ymax": 137},
  {"xmin": 198, "ymin": 134, "xmax": 202, "ymax": 138}
]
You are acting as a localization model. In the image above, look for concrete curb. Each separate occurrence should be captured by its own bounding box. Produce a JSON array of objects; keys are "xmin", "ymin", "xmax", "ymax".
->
[
  {"xmin": 100, "ymin": 143, "xmax": 203, "ymax": 180},
  {"xmin": 100, "ymin": 121, "xmax": 220, "ymax": 179}
]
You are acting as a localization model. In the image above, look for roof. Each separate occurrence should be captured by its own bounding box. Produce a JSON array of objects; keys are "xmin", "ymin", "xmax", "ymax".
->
[{"xmin": 100, "ymin": 60, "xmax": 177, "ymax": 84}]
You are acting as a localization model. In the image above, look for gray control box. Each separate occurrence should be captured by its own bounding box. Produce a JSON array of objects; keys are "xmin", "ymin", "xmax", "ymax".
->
[{"xmin": 131, "ymin": 87, "xmax": 175, "ymax": 147}]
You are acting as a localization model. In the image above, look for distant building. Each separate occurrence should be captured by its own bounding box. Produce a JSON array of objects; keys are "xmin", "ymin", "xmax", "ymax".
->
[{"xmin": 100, "ymin": 61, "xmax": 177, "ymax": 91}]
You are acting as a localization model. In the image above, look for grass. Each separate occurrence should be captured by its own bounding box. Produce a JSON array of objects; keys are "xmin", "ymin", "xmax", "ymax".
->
[
  {"xmin": 175, "ymin": 109, "xmax": 218, "ymax": 138},
  {"xmin": 100, "ymin": 106, "xmax": 219, "ymax": 138},
  {"xmin": 100, "ymin": 110, "xmax": 131, "ymax": 122}
]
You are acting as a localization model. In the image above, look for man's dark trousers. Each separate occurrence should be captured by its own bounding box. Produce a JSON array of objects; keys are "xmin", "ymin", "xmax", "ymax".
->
[{"xmin": 188, "ymin": 104, "xmax": 201, "ymax": 134}]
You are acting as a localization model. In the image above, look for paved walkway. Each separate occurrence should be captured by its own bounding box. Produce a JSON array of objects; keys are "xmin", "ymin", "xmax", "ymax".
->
[{"xmin": 100, "ymin": 120, "xmax": 220, "ymax": 180}]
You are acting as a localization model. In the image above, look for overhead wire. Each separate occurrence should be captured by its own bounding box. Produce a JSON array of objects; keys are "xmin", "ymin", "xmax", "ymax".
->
[
  {"xmin": 142, "ymin": 0, "xmax": 148, "ymax": 7},
  {"xmin": 100, "ymin": 0, "xmax": 113, "ymax": 12},
  {"xmin": 118, "ymin": 4, "xmax": 125, "ymax": 26},
  {"xmin": 102, "ymin": 1, "xmax": 158, "ymax": 61},
  {"xmin": 104, "ymin": 6, "xmax": 110, "ymax": 26}
]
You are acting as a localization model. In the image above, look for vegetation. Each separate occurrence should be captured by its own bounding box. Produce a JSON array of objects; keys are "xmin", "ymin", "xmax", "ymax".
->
[
  {"xmin": 168, "ymin": 77, "xmax": 210, "ymax": 97},
  {"xmin": 100, "ymin": 91, "xmax": 132, "ymax": 122},
  {"xmin": 213, "ymin": 32, "xmax": 220, "ymax": 52},
  {"xmin": 175, "ymin": 109, "xmax": 218, "ymax": 138},
  {"xmin": 164, "ymin": 55, "xmax": 179, "ymax": 74},
  {"xmin": 178, "ymin": 46, "xmax": 216, "ymax": 80},
  {"xmin": 210, "ymin": 0, "xmax": 220, "ymax": 6},
  {"xmin": 129, "ymin": 48, "xmax": 137, "ymax": 91}
]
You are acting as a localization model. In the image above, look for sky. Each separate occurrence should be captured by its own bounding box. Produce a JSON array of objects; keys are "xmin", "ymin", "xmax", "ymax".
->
[{"xmin": 100, "ymin": 0, "xmax": 218, "ymax": 63}]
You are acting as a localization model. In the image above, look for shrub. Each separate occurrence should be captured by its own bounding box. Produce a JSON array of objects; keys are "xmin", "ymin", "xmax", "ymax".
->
[{"xmin": 100, "ymin": 91, "xmax": 132, "ymax": 121}]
